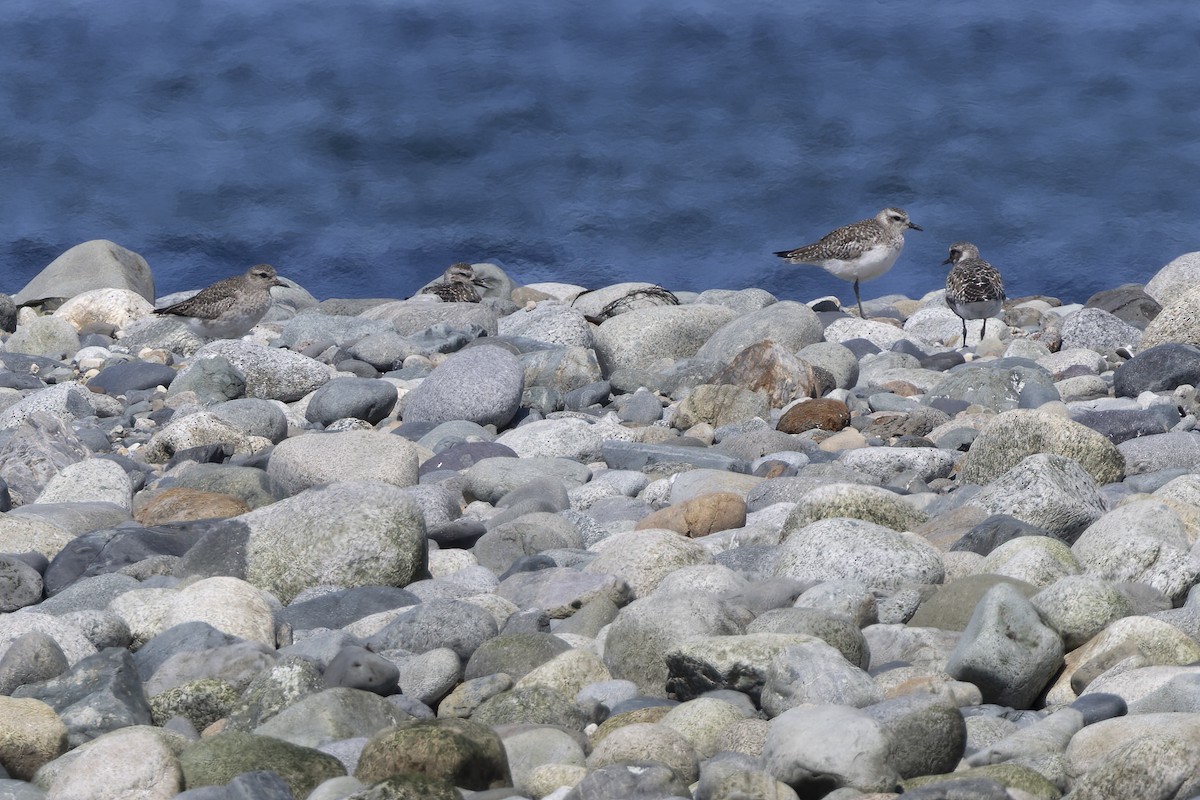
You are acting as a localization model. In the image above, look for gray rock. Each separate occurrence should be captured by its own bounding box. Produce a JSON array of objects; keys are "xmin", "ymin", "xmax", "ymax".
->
[
  {"xmin": 865, "ymin": 694, "xmax": 966, "ymax": 779},
  {"xmin": 464, "ymin": 631, "xmax": 571, "ymax": 682},
  {"xmin": 1140, "ymin": 284, "xmax": 1200, "ymax": 349},
  {"xmin": 775, "ymin": 517, "xmax": 943, "ymax": 591},
  {"xmin": 254, "ymin": 687, "xmax": 411, "ymax": 752},
  {"xmin": 1070, "ymin": 404, "xmax": 1181, "ymax": 445},
  {"xmin": 1059, "ymin": 307, "xmax": 1142, "ymax": 352},
  {"xmin": 584, "ymin": 529, "xmax": 714, "ymax": 599},
  {"xmin": 519, "ymin": 346, "xmax": 604, "ymax": 395},
  {"xmin": 0, "ymin": 384, "xmax": 95, "ymax": 432},
  {"xmin": 763, "ymin": 704, "xmax": 900, "ymax": 794},
  {"xmin": 187, "ymin": 340, "xmax": 331, "ymax": 402},
  {"xmin": 604, "ymin": 593, "xmax": 747, "ymax": 697},
  {"xmin": 746, "ymin": 607, "xmax": 870, "ymax": 669},
  {"xmin": 277, "ymin": 313, "xmax": 394, "ymax": 349},
  {"xmin": 798, "ymin": 341, "xmax": 860, "ymax": 390},
  {"xmin": 601, "ymin": 439, "xmax": 748, "ymax": 474},
  {"xmin": 177, "ymin": 481, "xmax": 426, "ymax": 604},
  {"xmin": 564, "ymin": 762, "xmax": 690, "ymax": 800},
  {"xmin": 760, "ymin": 640, "xmax": 882, "ymax": 715},
  {"xmin": 0, "ymin": 555, "xmax": 44, "ymax": 612},
  {"xmin": 144, "ymin": 639, "xmax": 275, "ymax": 696},
  {"xmin": 472, "ymin": 513, "xmax": 584, "ymax": 574},
  {"xmin": 4, "ymin": 316, "xmax": 80, "ymax": 361},
  {"xmin": 0, "ymin": 413, "xmax": 89, "ymax": 507},
  {"xmin": 463, "ymin": 456, "xmax": 592, "ymax": 504},
  {"xmin": 1072, "ymin": 500, "xmax": 1200, "ymax": 604},
  {"xmin": 1065, "ymin": 730, "xmax": 1200, "ymax": 800},
  {"xmin": 168, "ymin": 463, "xmax": 276, "ymax": 510},
  {"xmin": 165, "ymin": 355, "xmax": 246, "ymax": 404},
  {"xmin": 1114, "ymin": 342, "xmax": 1200, "ymax": 396},
  {"xmin": 946, "ymin": 583, "xmax": 1065, "ymax": 708},
  {"xmin": 695, "ymin": 287, "xmax": 778, "ymax": 313},
  {"xmin": 12, "ymin": 647, "xmax": 152, "ymax": 747},
  {"xmin": 927, "ymin": 360, "xmax": 1057, "ymax": 413},
  {"xmin": 324, "ymin": 645, "xmax": 399, "ymax": 696},
  {"xmin": 224, "ymin": 655, "xmax": 327, "ymax": 732},
  {"xmin": 210, "ymin": 398, "xmax": 289, "ymax": 444},
  {"xmin": 35, "ymin": 458, "xmax": 133, "ymax": 510},
  {"xmin": 594, "ymin": 304, "xmax": 737, "ymax": 374},
  {"xmin": 305, "ymin": 377, "xmax": 397, "ymax": 426},
  {"xmin": 266, "ymin": 431, "xmax": 418, "ymax": 496},
  {"xmin": 401, "ymin": 344, "xmax": 523, "ymax": 428},
  {"xmin": 0, "ymin": 631, "xmax": 67, "ymax": 695},
  {"xmin": 694, "ymin": 301, "xmax": 823, "ymax": 364},
  {"xmin": 960, "ymin": 409, "xmax": 1125, "ymax": 486},
  {"xmin": 1118, "ymin": 431, "xmax": 1200, "ymax": 475},
  {"xmin": 87, "ymin": 360, "xmax": 177, "ymax": 397},
  {"xmin": 366, "ymin": 601, "xmax": 495, "ymax": 662},
  {"xmin": 1146, "ymin": 251, "xmax": 1200, "ymax": 305},
  {"xmin": 840, "ymin": 447, "xmax": 956, "ymax": 484},
  {"xmin": 14, "ymin": 240, "xmax": 154, "ymax": 305},
  {"xmin": 498, "ymin": 301, "xmax": 593, "ymax": 348},
  {"xmin": 967, "ymin": 453, "xmax": 1107, "ymax": 540},
  {"xmin": 783, "ymin": 482, "xmax": 929, "ymax": 532}
]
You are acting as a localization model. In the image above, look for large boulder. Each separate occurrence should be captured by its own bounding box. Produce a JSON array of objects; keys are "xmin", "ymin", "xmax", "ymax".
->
[{"xmin": 14, "ymin": 240, "xmax": 154, "ymax": 305}]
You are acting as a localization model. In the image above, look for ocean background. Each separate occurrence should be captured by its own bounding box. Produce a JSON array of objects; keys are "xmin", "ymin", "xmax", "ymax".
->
[{"xmin": 1, "ymin": 0, "xmax": 1198, "ymax": 307}]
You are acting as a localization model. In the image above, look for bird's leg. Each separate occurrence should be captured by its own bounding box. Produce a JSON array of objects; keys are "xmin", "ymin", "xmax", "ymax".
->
[
  {"xmin": 854, "ymin": 279, "xmax": 865, "ymax": 319},
  {"xmin": 961, "ymin": 317, "xmax": 967, "ymax": 348},
  {"xmin": 981, "ymin": 318, "xmax": 988, "ymax": 340}
]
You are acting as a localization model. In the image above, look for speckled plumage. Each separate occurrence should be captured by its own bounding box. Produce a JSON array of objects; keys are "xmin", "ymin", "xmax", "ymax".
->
[
  {"xmin": 153, "ymin": 264, "xmax": 286, "ymax": 339},
  {"xmin": 775, "ymin": 207, "xmax": 922, "ymax": 318},
  {"xmin": 420, "ymin": 263, "xmax": 483, "ymax": 303},
  {"xmin": 944, "ymin": 241, "xmax": 1005, "ymax": 345}
]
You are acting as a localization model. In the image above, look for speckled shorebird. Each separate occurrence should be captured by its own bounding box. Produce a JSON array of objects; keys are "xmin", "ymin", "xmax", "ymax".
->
[
  {"xmin": 774, "ymin": 207, "xmax": 922, "ymax": 318},
  {"xmin": 420, "ymin": 262, "xmax": 484, "ymax": 303},
  {"xmin": 153, "ymin": 263, "xmax": 286, "ymax": 339},
  {"xmin": 944, "ymin": 241, "xmax": 1005, "ymax": 345}
]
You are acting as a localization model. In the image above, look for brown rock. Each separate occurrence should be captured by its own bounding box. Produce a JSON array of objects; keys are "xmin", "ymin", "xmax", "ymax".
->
[
  {"xmin": 776, "ymin": 398, "xmax": 851, "ymax": 434},
  {"xmin": 0, "ymin": 697, "xmax": 68, "ymax": 780},
  {"xmin": 712, "ymin": 341, "xmax": 818, "ymax": 408},
  {"xmin": 635, "ymin": 491, "xmax": 747, "ymax": 538},
  {"xmin": 135, "ymin": 487, "xmax": 251, "ymax": 526}
]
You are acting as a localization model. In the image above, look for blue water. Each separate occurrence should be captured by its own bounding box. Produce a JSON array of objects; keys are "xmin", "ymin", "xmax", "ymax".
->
[{"xmin": 1, "ymin": 0, "xmax": 1198, "ymax": 306}]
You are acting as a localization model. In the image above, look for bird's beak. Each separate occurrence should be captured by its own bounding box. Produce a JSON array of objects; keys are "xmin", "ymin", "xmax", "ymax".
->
[
  {"xmin": 273, "ymin": 278, "xmax": 288, "ymax": 288},
  {"xmin": 472, "ymin": 278, "xmax": 488, "ymax": 287},
  {"xmin": 908, "ymin": 222, "xmax": 923, "ymax": 231},
  {"xmin": 942, "ymin": 255, "xmax": 953, "ymax": 265}
]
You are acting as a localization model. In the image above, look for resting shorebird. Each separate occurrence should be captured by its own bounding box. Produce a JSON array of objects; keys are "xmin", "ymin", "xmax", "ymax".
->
[
  {"xmin": 944, "ymin": 241, "xmax": 1005, "ymax": 345},
  {"xmin": 774, "ymin": 207, "xmax": 922, "ymax": 318},
  {"xmin": 420, "ymin": 262, "xmax": 484, "ymax": 303},
  {"xmin": 153, "ymin": 264, "xmax": 286, "ymax": 339}
]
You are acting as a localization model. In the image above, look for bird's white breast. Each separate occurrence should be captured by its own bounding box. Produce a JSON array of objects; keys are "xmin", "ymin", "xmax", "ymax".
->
[{"xmin": 818, "ymin": 242, "xmax": 902, "ymax": 281}]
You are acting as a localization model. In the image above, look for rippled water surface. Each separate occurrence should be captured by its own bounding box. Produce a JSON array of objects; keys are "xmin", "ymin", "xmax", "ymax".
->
[{"xmin": 2, "ymin": 0, "xmax": 1198, "ymax": 305}]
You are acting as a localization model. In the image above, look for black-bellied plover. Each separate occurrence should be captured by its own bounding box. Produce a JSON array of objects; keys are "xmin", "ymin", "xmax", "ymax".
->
[
  {"xmin": 774, "ymin": 207, "xmax": 922, "ymax": 318},
  {"xmin": 944, "ymin": 241, "xmax": 1005, "ymax": 345},
  {"xmin": 420, "ymin": 262, "xmax": 484, "ymax": 303},
  {"xmin": 153, "ymin": 263, "xmax": 286, "ymax": 339}
]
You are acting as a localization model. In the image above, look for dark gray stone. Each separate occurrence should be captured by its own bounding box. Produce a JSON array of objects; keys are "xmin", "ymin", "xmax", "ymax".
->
[
  {"xmin": 1085, "ymin": 284, "xmax": 1161, "ymax": 329},
  {"xmin": 864, "ymin": 695, "xmax": 966, "ymax": 778},
  {"xmin": 324, "ymin": 645, "xmax": 400, "ymax": 695},
  {"xmin": 305, "ymin": 377, "xmax": 398, "ymax": 426},
  {"xmin": 0, "ymin": 293, "xmax": 16, "ymax": 333},
  {"xmin": 365, "ymin": 599, "xmax": 499, "ymax": 660},
  {"xmin": 417, "ymin": 442, "xmax": 517, "ymax": 476},
  {"xmin": 171, "ymin": 520, "xmax": 254, "ymax": 584},
  {"xmin": 497, "ymin": 478, "xmax": 571, "ymax": 513},
  {"xmin": 165, "ymin": 355, "xmax": 247, "ymax": 404},
  {"xmin": 227, "ymin": 771, "xmax": 295, "ymax": 800},
  {"xmin": 601, "ymin": 440, "xmax": 749, "ymax": 473},
  {"xmin": 277, "ymin": 586, "xmax": 419, "ymax": 631},
  {"xmin": 564, "ymin": 380, "xmax": 611, "ymax": 410},
  {"xmin": 0, "ymin": 631, "xmax": 69, "ymax": 695},
  {"xmin": 401, "ymin": 344, "xmax": 524, "ymax": 428},
  {"xmin": 900, "ymin": 778, "xmax": 1012, "ymax": 800},
  {"xmin": 948, "ymin": 514, "xmax": 1058, "ymax": 556},
  {"xmin": 564, "ymin": 763, "xmax": 691, "ymax": 799},
  {"xmin": 88, "ymin": 360, "xmax": 177, "ymax": 396},
  {"xmin": 211, "ymin": 399, "xmax": 289, "ymax": 443},
  {"xmin": 0, "ymin": 555, "xmax": 43, "ymax": 611},
  {"xmin": 133, "ymin": 622, "xmax": 240, "ymax": 682},
  {"xmin": 1071, "ymin": 404, "xmax": 1181, "ymax": 444},
  {"xmin": 1114, "ymin": 343, "xmax": 1200, "ymax": 397},
  {"xmin": 1070, "ymin": 692, "xmax": 1128, "ymax": 725},
  {"xmin": 12, "ymin": 647, "xmax": 152, "ymax": 746},
  {"xmin": 463, "ymin": 632, "xmax": 571, "ymax": 682},
  {"xmin": 44, "ymin": 523, "xmax": 210, "ymax": 596}
]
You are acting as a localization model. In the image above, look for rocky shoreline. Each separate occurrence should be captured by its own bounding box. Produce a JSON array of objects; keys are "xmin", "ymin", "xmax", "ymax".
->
[{"xmin": 2, "ymin": 239, "xmax": 1200, "ymax": 799}]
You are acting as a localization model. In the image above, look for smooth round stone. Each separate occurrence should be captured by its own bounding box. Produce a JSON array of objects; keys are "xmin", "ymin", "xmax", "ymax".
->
[
  {"xmin": 1059, "ymin": 307, "xmax": 1142, "ymax": 352},
  {"xmin": 189, "ymin": 340, "xmax": 331, "ymax": 403},
  {"xmin": 616, "ymin": 387, "xmax": 663, "ymax": 424},
  {"xmin": 760, "ymin": 640, "xmax": 882, "ymax": 716},
  {"xmin": 402, "ymin": 344, "xmax": 523, "ymax": 428},
  {"xmin": 1086, "ymin": 284, "xmax": 1161, "ymax": 328},
  {"xmin": 4, "ymin": 316, "xmax": 80, "ymax": 361},
  {"xmin": 1114, "ymin": 343, "xmax": 1200, "ymax": 396},
  {"xmin": 324, "ymin": 645, "xmax": 400, "ymax": 695},
  {"xmin": 763, "ymin": 704, "xmax": 899, "ymax": 794},
  {"xmin": 1070, "ymin": 692, "xmax": 1128, "ymax": 725},
  {"xmin": 266, "ymin": 430, "xmax": 418, "ymax": 495},
  {"xmin": 210, "ymin": 398, "xmax": 289, "ymax": 443},
  {"xmin": 0, "ymin": 631, "xmax": 68, "ymax": 695},
  {"xmin": 0, "ymin": 555, "xmax": 45, "ymax": 612},
  {"xmin": 164, "ymin": 355, "xmax": 246, "ymax": 404},
  {"xmin": 305, "ymin": 376, "xmax": 398, "ymax": 426},
  {"xmin": 87, "ymin": 360, "xmax": 177, "ymax": 396}
]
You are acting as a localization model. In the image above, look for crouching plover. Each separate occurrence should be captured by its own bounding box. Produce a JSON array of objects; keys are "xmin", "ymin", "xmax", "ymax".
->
[
  {"xmin": 420, "ymin": 262, "xmax": 485, "ymax": 303},
  {"xmin": 153, "ymin": 263, "xmax": 286, "ymax": 339},
  {"xmin": 774, "ymin": 207, "xmax": 922, "ymax": 318},
  {"xmin": 944, "ymin": 241, "xmax": 1005, "ymax": 345}
]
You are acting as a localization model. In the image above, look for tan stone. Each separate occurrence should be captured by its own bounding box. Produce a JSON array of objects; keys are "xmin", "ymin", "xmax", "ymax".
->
[
  {"xmin": 135, "ymin": 487, "xmax": 251, "ymax": 525},
  {"xmin": 776, "ymin": 398, "xmax": 850, "ymax": 434},
  {"xmin": 711, "ymin": 341, "xmax": 819, "ymax": 408},
  {"xmin": 0, "ymin": 696, "xmax": 68, "ymax": 780},
  {"xmin": 635, "ymin": 492, "xmax": 747, "ymax": 538}
]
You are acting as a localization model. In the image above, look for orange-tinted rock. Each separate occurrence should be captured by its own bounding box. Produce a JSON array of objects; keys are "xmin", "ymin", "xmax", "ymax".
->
[
  {"xmin": 135, "ymin": 487, "xmax": 250, "ymax": 526},
  {"xmin": 634, "ymin": 491, "xmax": 747, "ymax": 538},
  {"xmin": 712, "ymin": 341, "xmax": 818, "ymax": 408},
  {"xmin": 776, "ymin": 398, "xmax": 851, "ymax": 434}
]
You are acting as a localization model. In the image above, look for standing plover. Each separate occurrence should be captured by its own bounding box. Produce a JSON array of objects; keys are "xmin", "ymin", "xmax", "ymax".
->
[
  {"xmin": 944, "ymin": 241, "xmax": 1005, "ymax": 345},
  {"xmin": 153, "ymin": 263, "xmax": 286, "ymax": 339},
  {"xmin": 420, "ymin": 263, "xmax": 484, "ymax": 303},
  {"xmin": 774, "ymin": 207, "xmax": 922, "ymax": 318}
]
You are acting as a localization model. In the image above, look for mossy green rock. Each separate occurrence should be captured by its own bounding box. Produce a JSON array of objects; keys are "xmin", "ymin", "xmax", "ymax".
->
[
  {"xmin": 179, "ymin": 731, "xmax": 345, "ymax": 797},
  {"xmin": 903, "ymin": 763, "xmax": 1061, "ymax": 800},
  {"xmin": 470, "ymin": 684, "xmax": 587, "ymax": 729},
  {"xmin": 355, "ymin": 717, "xmax": 511, "ymax": 790},
  {"xmin": 149, "ymin": 678, "xmax": 239, "ymax": 731},
  {"xmin": 347, "ymin": 773, "xmax": 463, "ymax": 800}
]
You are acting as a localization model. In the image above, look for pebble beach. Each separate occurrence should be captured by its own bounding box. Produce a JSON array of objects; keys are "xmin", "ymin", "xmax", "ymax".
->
[{"xmin": 3, "ymin": 239, "xmax": 1200, "ymax": 799}]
